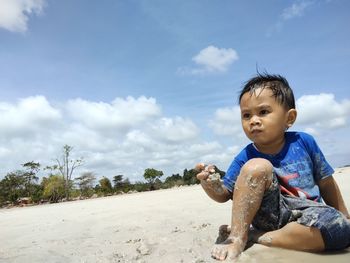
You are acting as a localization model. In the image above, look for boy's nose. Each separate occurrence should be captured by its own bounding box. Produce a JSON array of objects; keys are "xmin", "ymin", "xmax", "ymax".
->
[{"xmin": 250, "ymin": 115, "xmax": 261, "ymax": 125}]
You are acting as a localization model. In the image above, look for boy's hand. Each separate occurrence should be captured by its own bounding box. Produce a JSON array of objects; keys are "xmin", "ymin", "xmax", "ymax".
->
[
  {"xmin": 195, "ymin": 163, "xmax": 230, "ymax": 202},
  {"xmin": 195, "ymin": 163, "xmax": 224, "ymax": 193},
  {"xmin": 195, "ymin": 163, "xmax": 216, "ymax": 180}
]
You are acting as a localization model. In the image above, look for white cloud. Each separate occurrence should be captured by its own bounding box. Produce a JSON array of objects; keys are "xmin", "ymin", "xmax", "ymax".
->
[
  {"xmin": 209, "ymin": 106, "xmax": 242, "ymax": 136},
  {"xmin": 193, "ymin": 46, "xmax": 239, "ymax": 73},
  {"xmin": 0, "ymin": 95, "xmax": 61, "ymax": 137},
  {"xmin": 187, "ymin": 142, "xmax": 236, "ymax": 167},
  {"xmin": 66, "ymin": 96, "xmax": 161, "ymax": 134},
  {"xmin": 267, "ymin": 1, "xmax": 314, "ymax": 36},
  {"xmin": 178, "ymin": 45, "xmax": 239, "ymax": 75},
  {"xmin": 189, "ymin": 142, "xmax": 222, "ymax": 155},
  {"xmin": 281, "ymin": 1, "xmax": 313, "ymax": 20},
  {"xmin": 126, "ymin": 130, "xmax": 154, "ymax": 149},
  {"xmin": 0, "ymin": 95, "xmax": 233, "ymax": 182},
  {"xmin": 0, "ymin": 0, "xmax": 46, "ymax": 33},
  {"xmin": 296, "ymin": 93, "xmax": 350, "ymax": 129},
  {"xmin": 149, "ymin": 117, "xmax": 199, "ymax": 143},
  {"xmin": 303, "ymin": 127, "xmax": 319, "ymax": 136}
]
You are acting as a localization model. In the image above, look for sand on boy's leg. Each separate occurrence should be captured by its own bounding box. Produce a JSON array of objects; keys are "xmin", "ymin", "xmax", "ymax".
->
[{"xmin": 211, "ymin": 159, "xmax": 273, "ymax": 261}]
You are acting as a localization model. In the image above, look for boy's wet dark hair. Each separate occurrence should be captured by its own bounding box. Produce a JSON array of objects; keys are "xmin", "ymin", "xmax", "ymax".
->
[{"xmin": 239, "ymin": 73, "xmax": 296, "ymax": 110}]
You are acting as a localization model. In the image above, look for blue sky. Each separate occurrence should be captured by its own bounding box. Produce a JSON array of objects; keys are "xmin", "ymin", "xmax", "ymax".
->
[{"xmin": 0, "ymin": 0, "xmax": 349, "ymax": 181}]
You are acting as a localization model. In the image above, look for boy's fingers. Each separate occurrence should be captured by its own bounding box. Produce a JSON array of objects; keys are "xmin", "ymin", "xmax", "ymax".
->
[
  {"xmin": 196, "ymin": 163, "xmax": 216, "ymax": 172},
  {"xmin": 195, "ymin": 163, "xmax": 206, "ymax": 172},
  {"xmin": 195, "ymin": 163, "xmax": 218, "ymax": 181},
  {"xmin": 196, "ymin": 171, "xmax": 209, "ymax": 180},
  {"xmin": 204, "ymin": 164, "xmax": 216, "ymax": 173}
]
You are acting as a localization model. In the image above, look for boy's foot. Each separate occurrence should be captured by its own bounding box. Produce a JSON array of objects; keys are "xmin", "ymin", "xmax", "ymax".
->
[
  {"xmin": 215, "ymin": 224, "xmax": 266, "ymax": 246},
  {"xmin": 211, "ymin": 236, "xmax": 245, "ymax": 261}
]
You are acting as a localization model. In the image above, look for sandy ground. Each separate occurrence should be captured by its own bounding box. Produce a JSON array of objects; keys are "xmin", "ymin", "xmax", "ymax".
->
[{"xmin": 1, "ymin": 167, "xmax": 350, "ymax": 263}]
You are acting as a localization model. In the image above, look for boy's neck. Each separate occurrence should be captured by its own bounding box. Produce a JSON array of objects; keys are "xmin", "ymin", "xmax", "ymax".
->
[{"xmin": 253, "ymin": 135, "xmax": 286, "ymax": 155}]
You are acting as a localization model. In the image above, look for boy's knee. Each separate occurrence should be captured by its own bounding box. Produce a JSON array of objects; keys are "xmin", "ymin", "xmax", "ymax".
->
[
  {"xmin": 241, "ymin": 158, "xmax": 273, "ymax": 175},
  {"xmin": 239, "ymin": 158, "xmax": 273, "ymax": 187}
]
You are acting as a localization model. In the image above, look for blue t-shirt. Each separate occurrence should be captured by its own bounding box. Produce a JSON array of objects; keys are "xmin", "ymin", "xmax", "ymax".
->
[{"xmin": 223, "ymin": 132, "xmax": 334, "ymax": 202}]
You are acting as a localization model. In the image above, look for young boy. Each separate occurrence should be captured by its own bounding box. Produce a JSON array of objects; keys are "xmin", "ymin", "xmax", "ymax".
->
[{"xmin": 196, "ymin": 73, "xmax": 350, "ymax": 261}]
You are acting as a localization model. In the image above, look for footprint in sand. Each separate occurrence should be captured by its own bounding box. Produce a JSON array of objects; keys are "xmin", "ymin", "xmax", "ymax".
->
[
  {"xmin": 193, "ymin": 223, "xmax": 211, "ymax": 231},
  {"xmin": 136, "ymin": 240, "xmax": 151, "ymax": 256}
]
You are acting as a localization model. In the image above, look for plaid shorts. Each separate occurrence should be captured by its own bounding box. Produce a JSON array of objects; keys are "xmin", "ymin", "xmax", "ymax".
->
[{"xmin": 252, "ymin": 173, "xmax": 350, "ymax": 250}]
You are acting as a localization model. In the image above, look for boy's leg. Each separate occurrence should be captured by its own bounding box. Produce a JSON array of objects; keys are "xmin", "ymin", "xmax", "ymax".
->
[
  {"xmin": 254, "ymin": 222, "xmax": 325, "ymax": 252},
  {"xmin": 218, "ymin": 222, "xmax": 325, "ymax": 252},
  {"xmin": 211, "ymin": 158, "xmax": 273, "ymax": 261},
  {"xmin": 256, "ymin": 200, "xmax": 350, "ymax": 251}
]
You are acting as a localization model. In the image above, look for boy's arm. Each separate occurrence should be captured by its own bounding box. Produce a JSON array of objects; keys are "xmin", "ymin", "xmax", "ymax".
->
[
  {"xmin": 318, "ymin": 175, "xmax": 350, "ymax": 219},
  {"xmin": 196, "ymin": 164, "xmax": 231, "ymax": 203},
  {"xmin": 199, "ymin": 179, "xmax": 231, "ymax": 203}
]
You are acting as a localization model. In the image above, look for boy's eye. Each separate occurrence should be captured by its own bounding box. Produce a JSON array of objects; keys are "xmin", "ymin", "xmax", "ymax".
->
[
  {"xmin": 260, "ymin": 109, "xmax": 269, "ymax": 115},
  {"xmin": 242, "ymin": 113, "xmax": 250, "ymax": 119}
]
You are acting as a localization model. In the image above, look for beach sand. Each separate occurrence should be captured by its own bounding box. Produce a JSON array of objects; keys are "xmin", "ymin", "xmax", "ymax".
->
[{"xmin": 1, "ymin": 167, "xmax": 350, "ymax": 263}]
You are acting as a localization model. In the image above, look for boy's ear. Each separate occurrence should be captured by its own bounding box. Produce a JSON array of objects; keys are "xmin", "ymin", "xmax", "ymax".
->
[{"xmin": 286, "ymin": 109, "xmax": 297, "ymax": 128}]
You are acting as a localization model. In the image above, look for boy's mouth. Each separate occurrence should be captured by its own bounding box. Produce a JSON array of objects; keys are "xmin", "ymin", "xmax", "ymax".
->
[
  {"xmin": 250, "ymin": 128, "xmax": 262, "ymax": 133},
  {"xmin": 250, "ymin": 128, "xmax": 262, "ymax": 134}
]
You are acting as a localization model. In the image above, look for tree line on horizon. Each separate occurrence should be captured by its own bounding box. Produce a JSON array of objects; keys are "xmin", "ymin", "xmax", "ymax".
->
[{"xmin": 0, "ymin": 145, "xmax": 225, "ymax": 208}]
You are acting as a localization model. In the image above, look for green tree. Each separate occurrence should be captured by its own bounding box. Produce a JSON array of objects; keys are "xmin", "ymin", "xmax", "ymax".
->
[
  {"xmin": 98, "ymin": 177, "xmax": 113, "ymax": 195},
  {"xmin": 120, "ymin": 178, "xmax": 133, "ymax": 193},
  {"xmin": 113, "ymin": 175, "xmax": 124, "ymax": 191},
  {"xmin": 143, "ymin": 168, "xmax": 163, "ymax": 190},
  {"xmin": 0, "ymin": 162, "xmax": 42, "ymax": 205},
  {"xmin": 75, "ymin": 172, "xmax": 96, "ymax": 197},
  {"xmin": 29, "ymin": 184, "xmax": 44, "ymax": 203},
  {"xmin": 183, "ymin": 168, "xmax": 200, "ymax": 185},
  {"xmin": 21, "ymin": 161, "xmax": 40, "ymax": 198},
  {"xmin": 42, "ymin": 175, "xmax": 65, "ymax": 203},
  {"xmin": 0, "ymin": 171, "xmax": 27, "ymax": 204},
  {"xmin": 164, "ymin": 173, "xmax": 184, "ymax": 188},
  {"xmin": 154, "ymin": 178, "xmax": 162, "ymax": 190},
  {"xmin": 46, "ymin": 145, "xmax": 83, "ymax": 200}
]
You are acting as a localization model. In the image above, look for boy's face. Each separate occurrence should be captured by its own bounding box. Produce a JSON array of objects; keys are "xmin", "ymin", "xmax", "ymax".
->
[{"xmin": 240, "ymin": 87, "xmax": 296, "ymax": 154}]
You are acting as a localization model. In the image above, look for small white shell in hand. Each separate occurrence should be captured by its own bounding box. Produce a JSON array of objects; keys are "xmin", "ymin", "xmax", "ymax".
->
[{"xmin": 208, "ymin": 173, "xmax": 221, "ymax": 181}]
